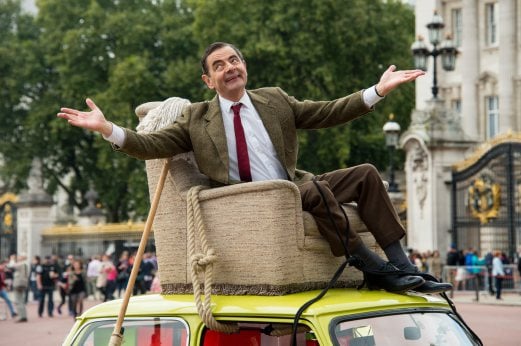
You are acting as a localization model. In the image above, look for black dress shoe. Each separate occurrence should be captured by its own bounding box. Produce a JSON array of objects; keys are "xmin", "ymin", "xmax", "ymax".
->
[
  {"xmin": 364, "ymin": 262, "xmax": 425, "ymax": 293},
  {"xmin": 413, "ymin": 280, "xmax": 453, "ymax": 294},
  {"xmin": 397, "ymin": 266, "xmax": 453, "ymax": 294}
]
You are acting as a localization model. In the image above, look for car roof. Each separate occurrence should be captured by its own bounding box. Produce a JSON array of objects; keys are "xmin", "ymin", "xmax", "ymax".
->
[{"xmin": 80, "ymin": 288, "xmax": 450, "ymax": 320}]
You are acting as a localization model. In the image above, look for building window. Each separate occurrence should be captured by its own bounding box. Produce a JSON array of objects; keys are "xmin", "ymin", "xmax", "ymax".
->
[
  {"xmin": 452, "ymin": 99, "xmax": 461, "ymax": 114},
  {"xmin": 451, "ymin": 8, "xmax": 462, "ymax": 47},
  {"xmin": 485, "ymin": 3, "xmax": 498, "ymax": 46},
  {"xmin": 486, "ymin": 96, "xmax": 499, "ymax": 139}
]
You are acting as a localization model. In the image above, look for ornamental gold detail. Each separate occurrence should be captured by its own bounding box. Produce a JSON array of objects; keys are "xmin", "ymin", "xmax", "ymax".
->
[{"xmin": 468, "ymin": 174, "xmax": 500, "ymax": 224}]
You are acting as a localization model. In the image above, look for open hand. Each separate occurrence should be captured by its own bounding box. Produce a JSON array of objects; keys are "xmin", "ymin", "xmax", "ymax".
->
[
  {"xmin": 57, "ymin": 98, "xmax": 113, "ymax": 137},
  {"xmin": 376, "ymin": 65, "xmax": 425, "ymax": 96}
]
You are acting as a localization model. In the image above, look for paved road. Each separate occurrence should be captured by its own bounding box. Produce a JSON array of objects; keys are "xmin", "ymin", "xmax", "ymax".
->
[{"xmin": 0, "ymin": 292, "xmax": 519, "ymax": 345}]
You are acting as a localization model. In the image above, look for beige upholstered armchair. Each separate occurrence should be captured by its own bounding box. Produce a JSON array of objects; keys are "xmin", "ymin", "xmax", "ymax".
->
[{"xmin": 135, "ymin": 100, "xmax": 384, "ymax": 295}]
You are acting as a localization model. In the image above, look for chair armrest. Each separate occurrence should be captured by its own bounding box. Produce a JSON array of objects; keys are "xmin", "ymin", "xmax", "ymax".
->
[
  {"xmin": 197, "ymin": 179, "xmax": 300, "ymax": 202},
  {"xmin": 192, "ymin": 179, "xmax": 306, "ymax": 252}
]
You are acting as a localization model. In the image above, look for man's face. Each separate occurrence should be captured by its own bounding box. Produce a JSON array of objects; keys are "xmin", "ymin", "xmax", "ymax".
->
[{"xmin": 202, "ymin": 45, "xmax": 247, "ymax": 101}]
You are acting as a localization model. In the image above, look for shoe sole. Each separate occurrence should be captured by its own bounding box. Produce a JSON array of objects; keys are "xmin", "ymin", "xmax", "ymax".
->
[
  {"xmin": 368, "ymin": 277, "xmax": 425, "ymax": 293},
  {"xmin": 414, "ymin": 285, "xmax": 453, "ymax": 294}
]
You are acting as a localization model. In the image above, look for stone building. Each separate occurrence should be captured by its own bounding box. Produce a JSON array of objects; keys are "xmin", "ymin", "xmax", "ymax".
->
[{"xmin": 402, "ymin": 0, "xmax": 521, "ymax": 258}]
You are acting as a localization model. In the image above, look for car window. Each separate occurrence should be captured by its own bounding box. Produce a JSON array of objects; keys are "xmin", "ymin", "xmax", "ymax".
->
[
  {"xmin": 201, "ymin": 322, "xmax": 319, "ymax": 346},
  {"xmin": 332, "ymin": 312, "xmax": 478, "ymax": 346},
  {"xmin": 72, "ymin": 318, "xmax": 188, "ymax": 346}
]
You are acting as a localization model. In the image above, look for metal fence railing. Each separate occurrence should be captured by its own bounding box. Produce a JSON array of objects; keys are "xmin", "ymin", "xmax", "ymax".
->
[{"xmin": 441, "ymin": 265, "xmax": 520, "ymax": 300}]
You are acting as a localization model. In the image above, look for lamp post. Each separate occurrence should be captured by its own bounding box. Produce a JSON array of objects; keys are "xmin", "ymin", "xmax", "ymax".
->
[
  {"xmin": 383, "ymin": 114, "xmax": 401, "ymax": 193},
  {"xmin": 411, "ymin": 10, "xmax": 458, "ymax": 99}
]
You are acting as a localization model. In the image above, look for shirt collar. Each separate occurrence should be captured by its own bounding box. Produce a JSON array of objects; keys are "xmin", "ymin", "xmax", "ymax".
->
[{"xmin": 218, "ymin": 92, "xmax": 254, "ymax": 114}]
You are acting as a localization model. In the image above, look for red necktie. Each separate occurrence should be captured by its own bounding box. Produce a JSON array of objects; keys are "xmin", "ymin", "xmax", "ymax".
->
[{"xmin": 231, "ymin": 103, "xmax": 252, "ymax": 182}]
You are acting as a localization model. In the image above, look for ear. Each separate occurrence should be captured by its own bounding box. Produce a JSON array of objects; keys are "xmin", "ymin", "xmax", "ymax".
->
[{"xmin": 202, "ymin": 74, "xmax": 214, "ymax": 90}]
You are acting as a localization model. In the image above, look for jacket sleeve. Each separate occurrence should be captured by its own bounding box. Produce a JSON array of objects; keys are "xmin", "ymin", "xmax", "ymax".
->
[
  {"xmin": 275, "ymin": 87, "xmax": 373, "ymax": 129},
  {"xmin": 112, "ymin": 107, "xmax": 194, "ymax": 160}
]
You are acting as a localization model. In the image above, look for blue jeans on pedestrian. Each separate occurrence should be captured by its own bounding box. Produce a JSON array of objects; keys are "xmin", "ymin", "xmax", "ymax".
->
[
  {"xmin": 29, "ymin": 280, "xmax": 40, "ymax": 302},
  {"xmin": 38, "ymin": 287, "xmax": 54, "ymax": 317},
  {"xmin": 0, "ymin": 288, "xmax": 17, "ymax": 317}
]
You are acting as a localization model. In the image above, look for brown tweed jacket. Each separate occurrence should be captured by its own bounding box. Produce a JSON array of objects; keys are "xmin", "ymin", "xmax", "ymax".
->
[{"xmin": 117, "ymin": 87, "xmax": 372, "ymax": 185}]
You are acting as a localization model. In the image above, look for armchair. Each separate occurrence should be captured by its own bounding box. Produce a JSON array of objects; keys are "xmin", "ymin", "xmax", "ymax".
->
[{"xmin": 135, "ymin": 101, "xmax": 384, "ymax": 295}]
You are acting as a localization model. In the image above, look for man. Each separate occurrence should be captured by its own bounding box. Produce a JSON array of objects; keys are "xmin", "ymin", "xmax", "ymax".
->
[
  {"xmin": 7, "ymin": 254, "xmax": 29, "ymax": 322},
  {"xmin": 36, "ymin": 255, "xmax": 58, "ymax": 317},
  {"xmin": 86, "ymin": 255, "xmax": 101, "ymax": 300},
  {"xmin": 58, "ymin": 42, "xmax": 451, "ymax": 294}
]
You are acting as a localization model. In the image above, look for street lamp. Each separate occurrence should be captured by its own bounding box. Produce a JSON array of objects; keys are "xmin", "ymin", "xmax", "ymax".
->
[
  {"xmin": 383, "ymin": 114, "xmax": 401, "ymax": 193},
  {"xmin": 411, "ymin": 10, "xmax": 458, "ymax": 99}
]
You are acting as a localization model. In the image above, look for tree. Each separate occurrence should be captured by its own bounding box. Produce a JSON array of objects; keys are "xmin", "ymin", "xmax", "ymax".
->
[
  {"xmin": 0, "ymin": 0, "xmax": 43, "ymax": 191},
  {"xmin": 0, "ymin": 0, "xmax": 200, "ymax": 221}
]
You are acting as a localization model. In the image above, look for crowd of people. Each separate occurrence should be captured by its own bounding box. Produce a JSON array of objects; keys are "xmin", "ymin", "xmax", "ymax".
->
[
  {"xmin": 0, "ymin": 250, "xmax": 159, "ymax": 323},
  {"xmin": 2, "ymin": 245, "xmax": 520, "ymax": 323},
  {"xmin": 407, "ymin": 245, "xmax": 521, "ymax": 300}
]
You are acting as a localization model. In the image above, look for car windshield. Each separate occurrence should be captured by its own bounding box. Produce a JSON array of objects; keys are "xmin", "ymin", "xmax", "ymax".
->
[
  {"xmin": 72, "ymin": 318, "xmax": 189, "ymax": 346},
  {"xmin": 332, "ymin": 311, "xmax": 479, "ymax": 346}
]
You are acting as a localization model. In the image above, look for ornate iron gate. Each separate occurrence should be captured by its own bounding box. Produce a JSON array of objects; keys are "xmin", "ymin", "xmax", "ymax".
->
[{"xmin": 451, "ymin": 140, "xmax": 521, "ymax": 258}]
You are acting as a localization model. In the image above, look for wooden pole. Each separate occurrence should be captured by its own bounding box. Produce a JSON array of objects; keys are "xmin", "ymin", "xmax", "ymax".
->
[{"xmin": 109, "ymin": 160, "xmax": 170, "ymax": 346}]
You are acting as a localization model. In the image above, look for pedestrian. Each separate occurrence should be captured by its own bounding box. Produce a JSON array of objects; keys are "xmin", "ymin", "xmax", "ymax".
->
[
  {"xmin": 86, "ymin": 255, "xmax": 101, "ymax": 300},
  {"xmin": 492, "ymin": 250, "xmax": 506, "ymax": 300},
  {"xmin": 28, "ymin": 255, "xmax": 41, "ymax": 302},
  {"xmin": 98, "ymin": 254, "xmax": 116, "ymax": 301},
  {"xmin": 36, "ymin": 255, "xmax": 58, "ymax": 317},
  {"xmin": 116, "ymin": 251, "xmax": 130, "ymax": 298},
  {"xmin": 68, "ymin": 259, "xmax": 87, "ymax": 318},
  {"xmin": 484, "ymin": 251, "xmax": 495, "ymax": 295},
  {"xmin": 56, "ymin": 264, "xmax": 70, "ymax": 315},
  {"xmin": 58, "ymin": 41, "xmax": 451, "ymax": 294},
  {"xmin": 427, "ymin": 250, "xmax": 443, "ymax": 281},
  {"xmin": 0, "ymin": 262, "xmax": 17, "ymax": 320},
  {"xmin": 105, "ymin": 260, "xmax": 118, "ymax": 301},
  {"xmin": 142, "ymin": 252, "xmax": 157, "ymax": 292},
  {"xmin": 7, "ymin": 254, "xmax": 29, "ymax": 322},
  {"xmin": 517, "ymin": 246, "xmax": 521, "ymax": 286}
]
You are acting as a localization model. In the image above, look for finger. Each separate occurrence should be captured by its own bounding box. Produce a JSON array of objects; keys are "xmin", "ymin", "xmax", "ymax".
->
[
  {"xmin": 59, "ymin": 107, "xmax": 82, "ymax": 115},
  {"xmin": 387, "ymin": 65, "xmax": 397, "ymax": 73},
  {"xmin": 57, "ymin": 112, "xmax": 72, "ymax": 120},
  {"xmin": 86, "ymin": 98, "xmax": 99, "ymax": 112}
]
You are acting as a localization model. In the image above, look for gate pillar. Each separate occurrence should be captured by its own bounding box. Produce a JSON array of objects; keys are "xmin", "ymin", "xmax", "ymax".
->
[
  {"xmin": 401, "ymin": 99, "xmax": 476, "ymax": 256},
  {"xmin": 16, "ymin": 159, "xmax": 53, "ymax": 260}
]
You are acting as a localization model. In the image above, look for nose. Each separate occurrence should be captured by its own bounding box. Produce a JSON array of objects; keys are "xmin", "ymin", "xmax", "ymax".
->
[{"xmin": 224, "ymin": 61, "xmax": 236, "ymax": 73}]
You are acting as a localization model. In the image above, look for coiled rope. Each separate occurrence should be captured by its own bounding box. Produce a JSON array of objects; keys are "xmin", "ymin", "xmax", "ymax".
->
[{"xmin": 186, "ymin": 185, "xmax": 239, "ymax": 333}]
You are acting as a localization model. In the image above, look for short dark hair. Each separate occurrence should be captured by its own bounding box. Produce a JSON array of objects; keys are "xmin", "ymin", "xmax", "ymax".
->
[{"xmin": 201, "ymin": 42, "xmax": 244, "ymax": 75}]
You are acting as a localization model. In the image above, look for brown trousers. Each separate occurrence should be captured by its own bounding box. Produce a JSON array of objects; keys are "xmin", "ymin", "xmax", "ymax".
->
[{"xmin": 298, "ymin": 164, "xmax": 405, "ymax": 257}]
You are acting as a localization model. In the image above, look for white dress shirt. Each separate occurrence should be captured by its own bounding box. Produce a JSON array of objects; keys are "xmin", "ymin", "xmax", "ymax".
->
[{"xmin": 219, "ymin": 93, "xmax": 287, "ymax": 181}]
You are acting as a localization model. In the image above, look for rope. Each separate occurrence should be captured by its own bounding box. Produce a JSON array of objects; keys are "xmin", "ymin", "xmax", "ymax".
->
[{"xmin": 186, "ymin": 185, "xmax": 239, "ymax": 333}]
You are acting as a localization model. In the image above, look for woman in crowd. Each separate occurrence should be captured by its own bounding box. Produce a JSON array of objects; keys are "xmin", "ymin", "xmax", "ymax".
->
[{"xmin": 68, "ymin": 259, "xmax": 87, "ymax": 318}]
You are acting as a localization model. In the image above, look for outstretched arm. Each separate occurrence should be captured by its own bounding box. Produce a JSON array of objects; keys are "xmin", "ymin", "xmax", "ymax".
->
[
  {"xmin": 375, "ymin": 65, "xmax": 425, "ymax": 96},
  {"xmin": 57, "ymin": 98, "xmax": 114, "ymax": 137}
]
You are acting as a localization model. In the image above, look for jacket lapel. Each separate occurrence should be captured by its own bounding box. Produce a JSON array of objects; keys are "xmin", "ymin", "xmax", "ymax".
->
[
  {"xmin": 248, "ymin": 91, "xmax": 287, "ymax": 168},
  {"xmin": 204, "ymin": 96, "xmax": 229, "ymax": 173}
]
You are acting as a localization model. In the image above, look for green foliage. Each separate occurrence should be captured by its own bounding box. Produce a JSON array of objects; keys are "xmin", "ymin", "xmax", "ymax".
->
[{"xmin": 0, "ymin": 0, "xmax": 415, "ymax": 221}]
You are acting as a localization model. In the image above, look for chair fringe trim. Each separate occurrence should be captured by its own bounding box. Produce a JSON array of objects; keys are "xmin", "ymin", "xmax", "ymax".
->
[{"xmin": 160, "ymin": 280, "xmax": 362, "ymax": 296}]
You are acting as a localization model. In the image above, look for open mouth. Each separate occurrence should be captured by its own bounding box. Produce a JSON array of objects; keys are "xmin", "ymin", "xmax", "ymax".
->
[{"xmin": 226, "ymin": 75, "xmax": 240, "ymax": 83}]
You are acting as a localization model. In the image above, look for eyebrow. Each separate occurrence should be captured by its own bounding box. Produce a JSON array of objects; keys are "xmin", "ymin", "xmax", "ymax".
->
[{"xmin": 211, "ymin": 54, "xmax": 239, "ymax": 70}]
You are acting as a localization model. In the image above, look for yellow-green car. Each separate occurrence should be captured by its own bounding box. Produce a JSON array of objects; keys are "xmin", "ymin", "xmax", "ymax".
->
[{"xmin": 63, "ymin": 289, "xmax": 481, "ymax": 345}]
